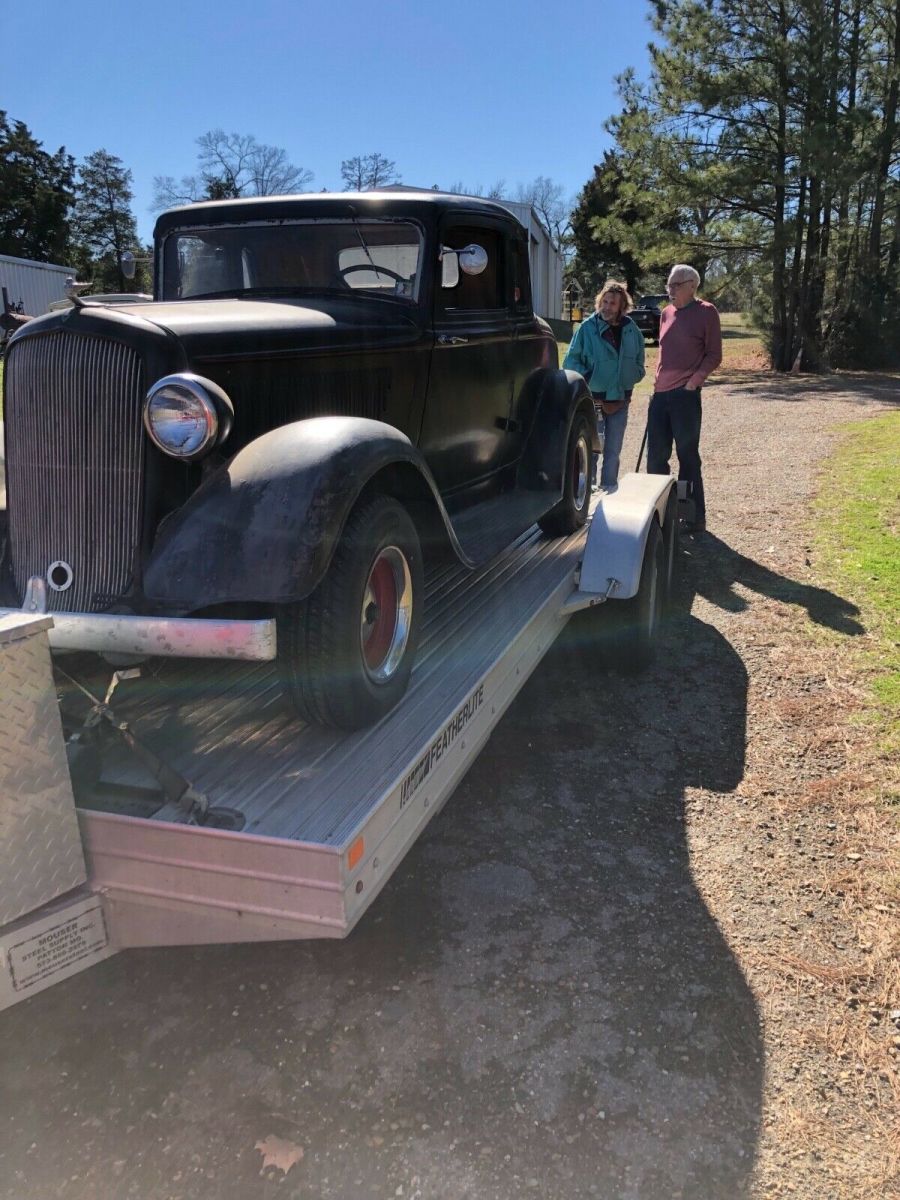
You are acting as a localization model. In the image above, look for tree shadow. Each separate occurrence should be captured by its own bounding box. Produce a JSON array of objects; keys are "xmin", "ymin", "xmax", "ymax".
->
[
  {"xmin": 715, "ymin": 369, "xmax": 900, "ymax": 406},
  {"xmin": 682, "ymin": 532, "xmax": 864, "ymax": 634}
]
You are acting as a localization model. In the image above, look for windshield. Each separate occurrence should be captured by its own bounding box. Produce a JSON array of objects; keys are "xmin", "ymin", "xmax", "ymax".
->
[{"xmin": 161, "ymin": 219, "xmax": 423, "ymax": 302}]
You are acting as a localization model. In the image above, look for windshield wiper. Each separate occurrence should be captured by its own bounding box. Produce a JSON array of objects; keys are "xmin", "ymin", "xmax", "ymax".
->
[{"xmin": 347, "ymin": 204, "xmax": 389, "ymax": 282}]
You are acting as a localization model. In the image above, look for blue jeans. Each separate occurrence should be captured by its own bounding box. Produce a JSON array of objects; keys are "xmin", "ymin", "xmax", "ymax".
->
[
  {"xmin": 647, "ymin": 387, "xmax": 705, "ymax": 520},
  {"xmin": 592, "ymin": 396, "xmax": 630, "ymax": 488}
]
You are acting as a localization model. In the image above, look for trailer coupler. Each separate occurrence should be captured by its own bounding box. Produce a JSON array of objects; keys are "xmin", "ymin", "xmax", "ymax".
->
[{"xmin": 57, "ymin": 666, "xmax": 245, "ymax": 831}]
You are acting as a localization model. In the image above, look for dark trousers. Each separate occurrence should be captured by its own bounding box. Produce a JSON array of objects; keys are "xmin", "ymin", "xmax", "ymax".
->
[{"xmin": 647, "ymin": 387, "xmax": 705, "ymax": 521}]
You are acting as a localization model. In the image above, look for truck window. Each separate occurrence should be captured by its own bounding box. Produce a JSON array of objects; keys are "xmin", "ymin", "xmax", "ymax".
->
[{"xmin": 440, "ymin": 226, "xmax": 504, "ymax": 312}]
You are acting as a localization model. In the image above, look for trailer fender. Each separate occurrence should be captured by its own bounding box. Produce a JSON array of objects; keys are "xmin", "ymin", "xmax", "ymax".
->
[
  {"xmin": 517, "ymin": 369, "xmax": 598, "ymax": 494},
  {"xmin": 579, "ymin": 473, "xmax": 675, "ymax": 600},
  {"xmin": 144, "ymin": 416, "xmax": 450, "ymax": 610}
]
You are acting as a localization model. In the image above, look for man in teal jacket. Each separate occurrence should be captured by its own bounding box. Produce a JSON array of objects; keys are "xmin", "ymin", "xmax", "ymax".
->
[{"xmin": 563, "ymin": 281, "xmax": 645, "ymax": 489}]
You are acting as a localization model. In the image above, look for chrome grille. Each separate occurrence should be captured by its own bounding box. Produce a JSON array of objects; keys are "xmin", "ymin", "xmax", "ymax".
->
[{"xmin": 5, "ymin": 330, "xmax": 146, "ymax": 612}]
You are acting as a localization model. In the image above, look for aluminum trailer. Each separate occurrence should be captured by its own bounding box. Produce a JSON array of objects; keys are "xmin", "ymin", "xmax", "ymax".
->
[{"xmin": 0, "ymin": 475, "xmax": 674, "ymax": 1010}]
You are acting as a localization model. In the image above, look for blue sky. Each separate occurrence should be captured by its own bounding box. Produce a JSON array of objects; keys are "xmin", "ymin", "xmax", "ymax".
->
[{"xmin": 6, "ymin": 0, "xmax": 656, "ymax": 245}]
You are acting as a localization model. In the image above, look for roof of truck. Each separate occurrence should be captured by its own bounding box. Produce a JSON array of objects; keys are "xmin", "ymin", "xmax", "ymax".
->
[{"xmin": 154, "ymin": 191, "xmax": 524, "ymax": 238}]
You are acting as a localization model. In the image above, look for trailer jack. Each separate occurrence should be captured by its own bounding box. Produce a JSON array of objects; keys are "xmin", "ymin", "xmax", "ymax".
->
[{"xmin": 57, "ymin": 666, "xmax": 245, "ymax": 831}]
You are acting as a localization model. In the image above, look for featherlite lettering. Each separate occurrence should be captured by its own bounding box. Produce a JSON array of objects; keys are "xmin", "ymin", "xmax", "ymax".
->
[{"xmin": 399, "ymin": 683, "xmax": 485, "ymax": 807}]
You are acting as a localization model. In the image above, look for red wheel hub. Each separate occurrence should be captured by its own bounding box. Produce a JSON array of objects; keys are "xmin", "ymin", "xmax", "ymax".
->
[{"xmin": 362, "ymin": 554, "xmax": 399, "ymax": 671}]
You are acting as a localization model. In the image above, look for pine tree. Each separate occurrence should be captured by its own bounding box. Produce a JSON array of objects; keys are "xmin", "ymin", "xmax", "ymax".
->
[
  {"xmin": 597, "ymin": 0, "xmax": 900, "ymax": 369},
  {"xmin": 72, "ymin": 150, "xmax": 141, "ymax": 292},
  {"xmin": 0, "ymin": 112, "xmax": 74, "ymax": 262}
]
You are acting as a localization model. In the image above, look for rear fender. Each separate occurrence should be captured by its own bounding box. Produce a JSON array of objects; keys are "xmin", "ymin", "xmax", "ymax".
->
[
  {"xmin": 517, "ymin": 369, "xmax": 597, "ymax": 495},
  {"xmin": 144, "ymin": 416, "xmax": 455, "ymax": 610}
]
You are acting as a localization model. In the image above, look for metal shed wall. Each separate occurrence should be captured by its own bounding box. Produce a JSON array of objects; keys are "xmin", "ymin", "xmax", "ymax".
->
[
  {"xmin": 498, "ymin": 200, "xmax": 563, "ymax": 321},
  {"xmin": 0, "ymin": 255, "xmax": 74, "ymax": 316}
]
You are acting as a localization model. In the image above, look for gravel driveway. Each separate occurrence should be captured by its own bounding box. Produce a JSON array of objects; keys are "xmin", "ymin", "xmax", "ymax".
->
[{"xmin": 0, "ymin": 373, "xmax": 896, "ymax": 1199}]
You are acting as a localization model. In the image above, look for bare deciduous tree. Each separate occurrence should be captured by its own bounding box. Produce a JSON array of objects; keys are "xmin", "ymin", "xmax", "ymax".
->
[
  {"xmin": 516, "ymin": 176, "xmax": 572, "ymax": 251},
  {"xmin": 152, "ymin": 130, "xmax": 313, "ymax": 211},
  {"xmin": 340, "ymin": 153, "xmax": 401, "ymax": 191},
  {"xmin": 446, "ymin": 180, "xmax": 507, "ymax": 198}
]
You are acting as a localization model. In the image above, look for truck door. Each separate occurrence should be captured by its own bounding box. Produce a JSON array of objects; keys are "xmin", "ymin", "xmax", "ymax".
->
[{"xmin": 418, "ymin": 217, "xmax": 515, "ymax": 502}]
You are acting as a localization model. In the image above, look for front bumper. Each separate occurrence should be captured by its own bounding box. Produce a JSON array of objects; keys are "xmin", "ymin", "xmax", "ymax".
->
[{"xmin": 1, "ymin": 578, "xmax": 276, "ymax": 662}]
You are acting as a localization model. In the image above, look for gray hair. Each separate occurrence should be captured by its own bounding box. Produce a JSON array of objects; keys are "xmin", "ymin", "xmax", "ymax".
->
[{"xmin": 668, "ymin": 264, "xmax": 700, "ymax": 288}]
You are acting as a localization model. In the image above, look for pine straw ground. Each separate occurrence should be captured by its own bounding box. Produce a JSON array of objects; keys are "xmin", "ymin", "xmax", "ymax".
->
[
  {"xmin": 688, "ymin": 593, "xmax": 900, "ymax": 1196},
  {"xmin": 618, "ymin": 356, "xmax": 899, "ymax": 1197}
]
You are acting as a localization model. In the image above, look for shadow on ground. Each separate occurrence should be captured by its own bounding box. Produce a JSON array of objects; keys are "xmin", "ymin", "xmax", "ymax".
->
[
  {"xmin": 0, "ymin": 538, "xmax": 765, "ymax": 1200},
  {"xmin": 681, "ymin": 532, "xmax": 863, "ymax": 634},
  {"xmin": 714, "ymin": 369, "xmax": 900, "ymax": 405}
]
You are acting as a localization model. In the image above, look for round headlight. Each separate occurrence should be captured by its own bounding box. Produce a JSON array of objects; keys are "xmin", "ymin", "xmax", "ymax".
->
[{"xmin": 143, "ymin": 374, "xmax": 230, "ymax": 460}]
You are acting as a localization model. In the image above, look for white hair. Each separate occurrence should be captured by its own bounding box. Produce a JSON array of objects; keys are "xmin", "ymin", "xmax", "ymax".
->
[{"xmin": 668, "ymin": 264, "xmax": 700, "ymax": 287}]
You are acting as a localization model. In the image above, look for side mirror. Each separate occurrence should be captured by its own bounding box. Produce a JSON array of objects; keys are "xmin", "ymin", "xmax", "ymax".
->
[
  {"xmin": 458, "ymin": 244, "xmax": 488, "ymax": 276},
  {"xmin": 440, "ymin": 247, "xmax": 459, "ymax": 289},
  {"xmin": 121, "ymin": 250, "xmax": 136, "ymax": 280},
  {"xmin": 440, "ymin": 243, "xmax": 489, "ymax": 288}
]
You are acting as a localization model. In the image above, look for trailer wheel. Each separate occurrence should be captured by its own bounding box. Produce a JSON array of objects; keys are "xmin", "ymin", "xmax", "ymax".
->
[
  {"xmin": 613, "ymin": 519, "xmax": 664, "ymax": 669},
  {"xmin": 538, "ymin": 411, "xmax": 592, "ymax": 537},
  {"xmin": 279, "ymin": 495, "xmax": 424, "ymax": 729}
]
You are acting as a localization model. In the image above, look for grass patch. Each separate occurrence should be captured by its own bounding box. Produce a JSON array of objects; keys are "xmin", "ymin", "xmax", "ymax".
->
[{"xmin": 812, "ymin": 413, "xmax": 900, "ymax": 749}]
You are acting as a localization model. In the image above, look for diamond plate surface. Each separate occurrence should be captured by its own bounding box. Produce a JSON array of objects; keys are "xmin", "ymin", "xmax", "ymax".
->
[{"xmin": 0, "ymin": 616, "xmax": 86, "ymax": 925}]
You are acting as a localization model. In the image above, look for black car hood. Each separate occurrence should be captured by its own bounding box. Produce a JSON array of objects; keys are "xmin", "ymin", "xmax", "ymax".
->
[
  {"xmin": 121, "ymin": 295, "xmax": 422, "ymax": 360},
  {"xmin": 12, "ymin": 294, "xmax": 422, "ymax": 364}
]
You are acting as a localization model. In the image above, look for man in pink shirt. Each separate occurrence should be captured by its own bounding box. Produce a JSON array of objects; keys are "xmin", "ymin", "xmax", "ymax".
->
[{"xmin": 647, "ymin": 265, "xmax": 722, "ymax": 533}]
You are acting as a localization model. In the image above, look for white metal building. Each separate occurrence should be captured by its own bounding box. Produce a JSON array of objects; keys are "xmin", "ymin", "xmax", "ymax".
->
[
  {"xmin": 496, "ymin": 199, "xmax": 563, "ymax": 322},
  {"xmin": 0, "ymin": 254, "xmax": 75, "ymax": 316}
]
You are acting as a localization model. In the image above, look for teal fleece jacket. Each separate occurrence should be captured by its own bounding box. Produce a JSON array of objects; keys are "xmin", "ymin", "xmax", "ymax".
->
[{"xmin": 563, "ymin": 312, "xmax": 646, "ymax": 400}]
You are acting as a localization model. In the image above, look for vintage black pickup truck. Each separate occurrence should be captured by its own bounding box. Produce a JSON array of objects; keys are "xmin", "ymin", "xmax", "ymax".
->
[{"xmin": 1, "ymin": 192, "xmax": 596, "ymax": 728}]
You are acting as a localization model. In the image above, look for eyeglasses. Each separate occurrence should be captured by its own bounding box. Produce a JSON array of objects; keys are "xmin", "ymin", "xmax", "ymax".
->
[{"xmin": 669, "ymin": 280, "xmax": 692, "ymax": 288}]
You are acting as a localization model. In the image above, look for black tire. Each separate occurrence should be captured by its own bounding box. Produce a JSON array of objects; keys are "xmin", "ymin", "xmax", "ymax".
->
[
  {"xmin": 279, "ymin": 495, "xmax": 424, "ymax": 729},
  {"xmin": 538, "ymin": 411, "xmax": 593, "ymax": 537},
  {"xmin": 611, "ymin": 519, "xmax": 664, "ymax": 669}
]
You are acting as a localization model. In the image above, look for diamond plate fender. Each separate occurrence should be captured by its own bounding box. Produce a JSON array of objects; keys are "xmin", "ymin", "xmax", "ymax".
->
[{"xmin": 0, "ymin": 614, "xmax": 87, "ymax": 926}]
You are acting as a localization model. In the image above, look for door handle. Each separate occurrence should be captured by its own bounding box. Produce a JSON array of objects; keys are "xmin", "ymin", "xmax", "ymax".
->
[{"xmin": 437, "ymin": 334, "xmax": 469, "ymax": 346}]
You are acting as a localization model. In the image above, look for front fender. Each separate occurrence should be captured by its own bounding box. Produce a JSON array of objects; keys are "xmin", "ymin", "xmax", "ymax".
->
[
  {"xmin": 144, "ymin": 416, "xmax": 439, "ymax": 610},
  {"xmin": 517, "ymin": 369, "xmax": 597, "ymax": 494}
]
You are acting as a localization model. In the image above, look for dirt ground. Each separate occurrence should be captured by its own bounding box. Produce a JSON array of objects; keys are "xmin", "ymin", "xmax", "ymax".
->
[{"xmin": 1, "ymin": 371, "xmax": 898, "ymax": 1199}]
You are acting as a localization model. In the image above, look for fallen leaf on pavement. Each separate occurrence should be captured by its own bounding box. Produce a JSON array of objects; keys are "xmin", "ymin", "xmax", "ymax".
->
[{"xmin": 255, "ymin": 1135, "xmax": 304, "ymax": 1175}]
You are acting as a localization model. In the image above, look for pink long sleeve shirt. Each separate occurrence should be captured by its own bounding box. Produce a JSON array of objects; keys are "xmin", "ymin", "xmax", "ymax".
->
[{"xmin": 654, "ymin": 299, "xmax": 722, "ymax": 393}]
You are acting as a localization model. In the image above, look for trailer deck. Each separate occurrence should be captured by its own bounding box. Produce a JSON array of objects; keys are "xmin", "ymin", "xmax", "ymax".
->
[
  {"xmin": 73, "ymin": 520, "xmax": 587, "ymax": 948},
  {"xmin": 3, "ymin": 471, "xmax": 673, "ymax": 1005}
]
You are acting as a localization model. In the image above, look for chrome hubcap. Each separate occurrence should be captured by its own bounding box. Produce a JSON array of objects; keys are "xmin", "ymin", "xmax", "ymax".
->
[
  {"xmin": 360, "ymin": 546, "xmax": 413, "ymax": 682},
  {"xmin": 573, "ymin": 436, "xmax": 589, "ymax": 509}
]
